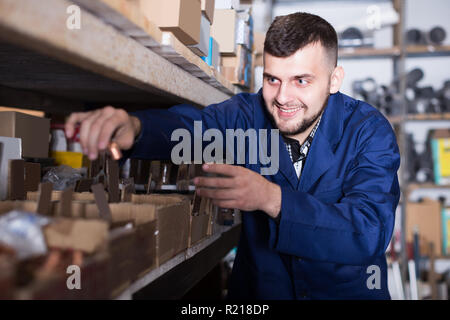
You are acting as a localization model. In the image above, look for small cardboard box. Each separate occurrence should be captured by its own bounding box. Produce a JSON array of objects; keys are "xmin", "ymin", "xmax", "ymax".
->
[
  {"xmin": 211, "ymin": 9, "xmax": 237, "ymax": 55},
  {"xmin": 107, "ymin": 226, "xmax": 137, "ymax": 297},
  {"xmin": 130, "ymin": 194, "xmax": 191, "ymax": 265},
  {"xmin": 0, "ymin": 111, "xmax": 50, "ymax": 159},
  {"xmin": 201, "ymin": 0, "xmax": 215, "ymax": 24},
  {"xmin": 253, "ymin": 31, "xmax": 265, "ymax": 55},
  {"xmin": 140, "ymin": 0, "xmax": 201, "ymax": 45},
  {"xmin": 431, "ymin": 129, "xmax": 450, "ymax": 185},
  {"xmin": 16, "ymin": 251, "xmax": 109, "ymax": 300},
  {"xmin": 442, "ymin": 207, "xmax": 450, "ymax": 256},
  {"xmin": 0, "ymin": 137, "xmax": 22, "ymax": 201},
  {"xmin": 43, "ymin": 218, "xmax": 109, "ymax": 254},
  {"xmin": 0, "ymin": 245, "xmax": 15, "ymax": 300},
  {"xmin": 189, "ymin": 13, "xmax": 211, "ymax": 57},
  {"xmin": 406, "ymin": 198, "xmax": 443, "ymax": 256},
  {"xmin": 220, "ymin": 44, "xmax": 251, "ymax": 86},
  {"xmin": 189, "ymin": 213, "xmax": 210, "ymax": 246},
  {"xmin": 27, "ymin": 190, "xmax": 108, "ymax": 203}
]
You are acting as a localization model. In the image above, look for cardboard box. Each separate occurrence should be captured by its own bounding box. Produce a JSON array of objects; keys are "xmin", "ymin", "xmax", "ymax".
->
[
  {"xmin": 201, "ymin": 0, "xmax": 215, "ymax": 24},
  {"xmin": 0, "ymin": 246, "xmax": 15, "ymax": 300},
  {"xmin": 220, "ymin": 44, "xmax": 251, "ymax": 87},
  {"xmin": 189, "ymin": 214, "xmax": 210, "ymax": 246},
  {"xmin": 130, "ymin": 194, "xmax": 191, "ymax": 265},
  {"xmin": 107, "ymin": 226, "xmax": 137, "ymax": 297},
  {"xmin": 27, "ymin": 190, "xmax": 108, "ymax": 204},
  {"xmin": 0, "ymin": 137, "xmax": 22, "ymax": 201},
  {"xmin": 0, "ymin": 111, "xmax": 50, "ymax": 159},
  {"xmin": 442, "ymin": 207, "xmax": 450, "ymax": 256},
  {"xmin": 140, "ymin": 0, "xmax": 201, "ymax": 45},
  {"xmin": 0, "ymin": 200, "xmax": 38, "ymax": 215},
  {"xmin": 253, "ymin": 31, "xmax": 265, "ymax": 55},
  {"xmin": 211, "ymin": 9, "xmax": 237, "ymax": 55},
  {"xmin": 406, "ymin": 199, "xmax": 443, "ymax": 256},
  {"xmin": 43, "ymin": 218, "xmax": 109, "ymax": 254},
  {"xmin": 431, "ymin": 129, "xmax": 450, "ymax": 185},
  {"xmin": 189, "ymin": 13, "xmax": 211, "ymax": 57}
]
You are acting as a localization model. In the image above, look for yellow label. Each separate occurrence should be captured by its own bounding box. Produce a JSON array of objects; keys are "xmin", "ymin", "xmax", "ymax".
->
[
  {"xmin": 438, "ymin": 139, "xmax": 450, "ymax": 177},
  {"xmin": 51, "ymin": 151, "xmax": 84, "ymax": 169}
]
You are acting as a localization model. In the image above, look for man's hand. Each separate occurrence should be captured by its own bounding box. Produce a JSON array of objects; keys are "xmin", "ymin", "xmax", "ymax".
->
[
  {"xmin": 194, "ymin": 164, "xmax": 282, "ymax": 219},
  {"xmin": 65, "ymin": 106, "xmax": 141, "ymax": 160}
]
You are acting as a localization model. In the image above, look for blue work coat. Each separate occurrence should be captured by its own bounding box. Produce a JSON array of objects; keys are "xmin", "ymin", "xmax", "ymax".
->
[{"xmin": 128, "ymin": 90, "xmax": 400, "ymax": 300}]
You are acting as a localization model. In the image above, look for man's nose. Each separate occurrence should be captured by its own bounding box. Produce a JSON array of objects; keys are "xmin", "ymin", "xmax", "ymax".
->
[{"xmin": 275, "ymin": 83, "xmax": 293, "ymax": 106}]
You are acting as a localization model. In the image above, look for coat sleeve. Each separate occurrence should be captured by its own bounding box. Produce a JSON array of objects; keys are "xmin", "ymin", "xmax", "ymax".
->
[
  {"xmin": 269, "ymin": 118, "xmax": 400, "ymax": 265},
  {"xmin": 122, "ymin": 94, "xmax": 253, "ymax": 161}
]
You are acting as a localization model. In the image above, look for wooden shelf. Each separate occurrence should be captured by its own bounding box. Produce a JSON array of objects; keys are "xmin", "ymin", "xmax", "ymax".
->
[
  {"xmin": 339, "ymin": 46, "xmax": 401, "ymax": 59},
  {"xmin": 387, "ymin": 113, "xmax": 450, "ymax": 125},
  {"xmin": 406, "ymin": 45, "xmax": 450, "ymax": 57},
  {"xmin": 406, "ymin": 113, "xmax": 450, "ymax": 121},
  {"xmin": 387, "ymin": 115, "xmax": 404, "ymax": 125},
  {"xmin": 0, "ymin": 0, "xmax": 234, "ymax": 112},
  {"xmin": 116, "ymin": 224, "xmax": 241, "ymax": 300},
  {"xmin": 407, "ymin": 183, "xmax": 450, "ymax": 191},
  {"xmin": 339, "ymin": 45, "xmax": 450, "ymax": 59}
]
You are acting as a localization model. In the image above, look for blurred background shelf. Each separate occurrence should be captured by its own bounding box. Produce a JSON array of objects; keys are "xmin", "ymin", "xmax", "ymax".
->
[
  {"xmin": 406, "ymin": 45, "xmax": 450, "ymax": 57},
  {"xmin": 339, "ymin": 46, "xmax": 401, "ymax": 59}
]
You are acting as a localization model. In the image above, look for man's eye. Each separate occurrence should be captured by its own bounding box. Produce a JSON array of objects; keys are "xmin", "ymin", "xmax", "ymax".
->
[
  {"xmin": 268, "ymin": 77, "xmax": 277, "ymax": 83},
  {"xmin": 298, "ymin": 79, "xmax": 307, "ymax": 85}
]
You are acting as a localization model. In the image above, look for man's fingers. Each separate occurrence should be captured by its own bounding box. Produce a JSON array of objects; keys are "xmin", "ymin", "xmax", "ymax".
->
[
  {"xmin": 87, "ymin": 111, "xmax": 116, "ymax": 158},
  {"xmin": 79, "ymin": 110, "xmax": 102, "ymax": 157},
  {"xmin": 202, "ymin": 163, "xmax": 240, "ymax": 177},
  {"xmin": 65, "ymin": 111, "xmax": 92, "ymax": 139},
  {"xmin": 193, "ymin": 177, "xmax": 235, "ymax": 189},
  {"xmin": 97, "ymin": 115, "xmax": 128, "ymax": 150}
]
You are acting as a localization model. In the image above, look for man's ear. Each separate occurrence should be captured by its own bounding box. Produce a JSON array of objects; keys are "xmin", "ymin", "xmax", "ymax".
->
[{"xmin": 329, "ymin": 66, "xmax": 345, "ymax": 94}]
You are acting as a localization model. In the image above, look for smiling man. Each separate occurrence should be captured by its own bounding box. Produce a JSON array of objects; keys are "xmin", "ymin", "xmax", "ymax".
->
[{"xmin": 66, "ymin": 12, "xmax": 400, "ymax": 300}]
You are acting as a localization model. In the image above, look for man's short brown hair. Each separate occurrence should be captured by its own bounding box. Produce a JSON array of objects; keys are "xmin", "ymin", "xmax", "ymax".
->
[{"xmin": 264, "ymin": 12, "xmax": 338, "ymax": 67}]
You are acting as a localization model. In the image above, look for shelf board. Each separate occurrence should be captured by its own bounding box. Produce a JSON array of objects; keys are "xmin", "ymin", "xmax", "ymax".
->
[
  {"xmin": 387, "ymin": 113, "xmax": 450, "ymax": 125},
  {"xmin": 406, "ymin": 45, "xmax": 450, "ymax": 57},
  {"xmin": 339, "ymin": 45, "xmax": 450, "ymax": 59},
  {"xmin": 407, "ymin": 183, "xmax": 450, "ymax": 191},
  {"xmin": 406, "ymin": 113, "xmax": 450, "ymax": 121},
  {"xmin": 0, "ymin": 0, "xmax": 231, "ymax": 111},
  {"xmin": 339, "ymin": 46, "xmax": 401, "ymax": 59}
]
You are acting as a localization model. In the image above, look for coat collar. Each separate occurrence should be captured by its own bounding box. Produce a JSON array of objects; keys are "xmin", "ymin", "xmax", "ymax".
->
[{"xmin": 255, "ymin": 90, "xmax": 344, "ymax": 191}]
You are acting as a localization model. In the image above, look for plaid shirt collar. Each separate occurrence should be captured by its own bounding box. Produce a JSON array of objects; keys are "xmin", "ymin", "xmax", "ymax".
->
[{"xmin": 283, "ymin": 116, "xmax": 322, "ymax": 176}]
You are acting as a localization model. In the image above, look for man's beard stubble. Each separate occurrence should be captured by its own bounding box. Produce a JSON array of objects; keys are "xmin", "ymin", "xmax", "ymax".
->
[{"xmin": 267, "ymin": 95, "xmax": 329, "ymax": 136}]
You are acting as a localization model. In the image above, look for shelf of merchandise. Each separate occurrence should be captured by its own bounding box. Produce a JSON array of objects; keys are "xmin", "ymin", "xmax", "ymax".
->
[
  {"xmin": 0, "ymin": 0, "xmax": 239, "ymax": 113},
  {"xmin": 117, "ymin": 224, "xmax": 241, "ymax": 300},
  {"xmin": 0, "ymin": 0, "xmax": 245, "ymax": 300}
]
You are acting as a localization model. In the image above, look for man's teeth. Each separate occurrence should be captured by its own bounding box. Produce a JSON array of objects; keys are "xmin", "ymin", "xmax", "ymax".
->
[{"xmin": 280, "ymin": 107, "xmax": 300, "ymax": 113}]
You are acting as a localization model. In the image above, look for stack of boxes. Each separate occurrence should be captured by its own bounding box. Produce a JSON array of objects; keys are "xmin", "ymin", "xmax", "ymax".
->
[
  {"xmin": 137, "ymin": 0, "xmax": 255, "ymax": 90},
  {"xmin": 212, "ymin": 2, "xmax": 254, "ymax": 89},
  {"xmin": 0, "ymin": 110, "xmax": 50, "ymax": 201}
]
